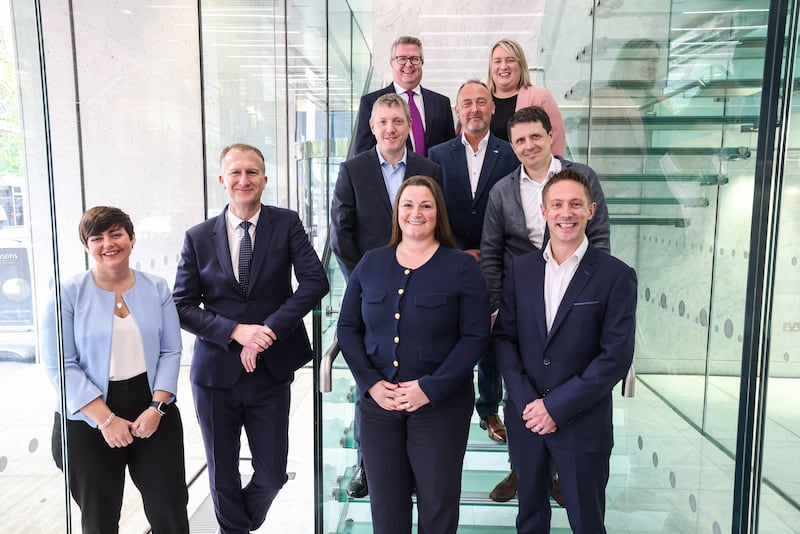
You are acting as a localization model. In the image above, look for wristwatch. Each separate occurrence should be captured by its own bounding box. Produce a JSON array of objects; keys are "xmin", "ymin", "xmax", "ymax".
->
[{"xmin": 149, "ymin": 401, "xmax": 168, "ymax": 416}]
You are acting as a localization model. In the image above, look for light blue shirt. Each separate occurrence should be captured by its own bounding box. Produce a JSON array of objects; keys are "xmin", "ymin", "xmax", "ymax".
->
[
  {"xmin": 42, "ymin": 269, "xmax": 183, "ymax": 426},
  {"xmin": 377, "ymin": 146, "xmax": 408, "ymax": 204}
]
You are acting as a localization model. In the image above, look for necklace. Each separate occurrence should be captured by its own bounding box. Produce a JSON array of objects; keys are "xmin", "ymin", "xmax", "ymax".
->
[{"xmin": 93, "ymin": 269, "xmax": 135, "ymax": 311}]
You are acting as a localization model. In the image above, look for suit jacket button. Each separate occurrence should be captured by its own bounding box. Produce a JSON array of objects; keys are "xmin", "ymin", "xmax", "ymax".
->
[
  {"xmin": 393, "ymin": 360, "xmax": 399, "ymax": 367},
  {"xmin": 394, "ymin": 313, "xmax": 400, "ymax": 320},
  {"xmin": 398, "ymin": 288, "xmax": 405, "ymax": 295},
  {"xmin": 471, "ymin": 209, "xmax": 477, "ymax": 215},
  {"xmin": 543, "ymin": 358, "xmax": 551, "ymax": 366},
  {"xmin": 394, "ymin": 336, "xmax": 400, "ymax": 343},
  {"xmin": 404, "ymin": 269, "xmax": 411, "ymax": 275}
]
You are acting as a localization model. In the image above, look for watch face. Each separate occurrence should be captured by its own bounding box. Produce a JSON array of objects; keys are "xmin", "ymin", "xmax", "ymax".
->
[{"xmin": 150, "ymin": 401, "xmax": 167, "ymax": 415}]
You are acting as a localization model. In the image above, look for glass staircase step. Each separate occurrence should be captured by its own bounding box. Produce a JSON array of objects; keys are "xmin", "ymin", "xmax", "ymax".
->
[
  {"xmin": 609, "ymin": 215, "xmax": 688, "ymax": 227},
  {"xmin": 335, "ymin": 520, "xmax": 527, "ymax": 534},
  {"xmin": 339, "ymin": 421, "xmax": 509, "ymax": 452},
  {"xmin": 606, "ymin": 196, "xmax": 710, "ymax": 207},
  {"xmin": 334, "ymin": 466, "xmax": 564, "ymax": 509},
  {"xmin": 601, "ymin": 173, "xmax": 728, "ymax": 185}
]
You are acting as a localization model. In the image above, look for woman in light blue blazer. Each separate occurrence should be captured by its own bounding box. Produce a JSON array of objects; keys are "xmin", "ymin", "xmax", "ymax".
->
[{"xmin": 42, "ymin": 206, "xmax": 188, "ymax": 534}]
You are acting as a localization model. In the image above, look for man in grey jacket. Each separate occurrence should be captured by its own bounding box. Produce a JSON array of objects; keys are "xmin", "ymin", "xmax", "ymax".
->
[{"xmin": 480, "ymin": 105, "xmax": 610, "ymax": 502}]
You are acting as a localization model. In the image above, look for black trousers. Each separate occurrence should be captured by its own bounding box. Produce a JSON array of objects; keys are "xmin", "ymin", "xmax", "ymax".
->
[
  {"xmin": 51, "ymin": 373, "xmax": 189, "ymax": 534},
  {"xmin": 361, "ymin": 378, "xmax": 474, "ymax": 534}
]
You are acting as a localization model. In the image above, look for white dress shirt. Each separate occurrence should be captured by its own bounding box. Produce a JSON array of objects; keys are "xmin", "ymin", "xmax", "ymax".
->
[
  {"xmin": 461, "ymin": 131, "xmax": 490, "ymax": 198},
  {"xmin": 226, "ymin": 207, "xmax": 260, "ymax": 283},
  {"xmin": 520, "ymin": 156, "xmax": 562, "ymax": 249},
  {"xmin": 543, "ymin": 236, "xmax": 589, "ymax": 333}
]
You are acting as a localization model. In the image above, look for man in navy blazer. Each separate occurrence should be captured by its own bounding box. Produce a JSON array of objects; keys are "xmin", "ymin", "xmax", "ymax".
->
[
  {"xmin": 481, "ymin": 106, "xmax": 611, "ymax": 503},
  {"xmin": 428, "ymin": 80, "xmax": 518, "ymax": 444},
  {"xmin": 173, "ymin": 143, "xmax": 329, "ymax": 534},
  {"xmin": 332, "ymin": 93, "xmax": 440, "ymax": 278},
  {"xmin": 353, "ymin": 36, "xmax": 455, "ymax": 156},
  {"xmin": 494, "ymin": 169, "xmax": 636, "ymax": 534}
]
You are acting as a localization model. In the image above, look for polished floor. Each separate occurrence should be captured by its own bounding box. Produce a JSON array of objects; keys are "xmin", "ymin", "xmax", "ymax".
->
[{"xmin": 1, "ymin": 360, "xmax": 800, "ymax": 533}]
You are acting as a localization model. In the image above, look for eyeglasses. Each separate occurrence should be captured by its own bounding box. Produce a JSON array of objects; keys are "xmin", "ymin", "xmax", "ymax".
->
[{"xmin": 393, "ymin": 56, "xmax": 423, "ymax": 66}]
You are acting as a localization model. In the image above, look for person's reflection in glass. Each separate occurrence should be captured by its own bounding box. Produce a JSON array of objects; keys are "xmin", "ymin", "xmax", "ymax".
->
[{"xmin": 591, "ymin": 38, "xmax": 670, "ymax": 175}]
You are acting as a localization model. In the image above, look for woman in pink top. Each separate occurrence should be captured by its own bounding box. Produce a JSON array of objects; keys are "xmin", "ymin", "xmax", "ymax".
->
[{"xmin": 487, "ymin": 38, "xmax": 567, "ymax": 156}]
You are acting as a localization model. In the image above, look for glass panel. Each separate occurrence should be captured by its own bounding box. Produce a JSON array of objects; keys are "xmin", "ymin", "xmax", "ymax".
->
[
  {"xmin": 317, "ymin": 2, "xmax": 371, "ymax": 532},
  {"xmin": 3, "ymin": 1, "xmax": 206, "ymax": 531},
  {"xmin": 0, "ymin": 1, "xmax": 66, "ymax": 531},
  {"xmin": 759, "ymin": 5, "xmax": 800, "ymax": 530},
  {"xmin": 539, "ymin": 0, "xmax": 771, "ymax": 531},
  {"xmin": 200, "ymin": 1, "xmax": 280, "ymax": 213}
]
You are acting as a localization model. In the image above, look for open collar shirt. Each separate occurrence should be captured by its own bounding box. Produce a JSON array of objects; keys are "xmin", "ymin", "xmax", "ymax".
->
[
  {"xmin": 520, "ymin": 156, "xmax": 562, "ymax": 249},
  {"xmin": 461, "ymin": 131, "xmax": 490, "ymax": 198},
  {"xmin": 543, "ymin": 235, "xmax": 589, "ymax": 333},
  {"xmin": 377, "ymin": 146, "xmax": 408, "ymax": 204}
]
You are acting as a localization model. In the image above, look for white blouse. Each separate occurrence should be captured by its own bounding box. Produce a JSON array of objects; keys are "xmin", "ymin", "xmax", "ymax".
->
[{"xmin": 108, "ymin": 314, "xmax": 147, "ymax": 381}]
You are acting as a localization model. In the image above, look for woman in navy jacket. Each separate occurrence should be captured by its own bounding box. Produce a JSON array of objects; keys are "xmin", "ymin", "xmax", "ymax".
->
[
  {"xmin": 42, "ymin": 206, "xmax": 188, "ymax": 534},
  {"xmin": 338, "ymin": 175, "xmax": 490, "ymax": 533}
]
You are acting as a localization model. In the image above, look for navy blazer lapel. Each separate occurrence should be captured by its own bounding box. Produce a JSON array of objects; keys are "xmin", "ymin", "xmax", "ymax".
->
[
  {"xmin": 531, "ymin": 253, "xmax": 549, "ymax": 344},
  {"xmin": 367, "ymin": 150, "xmax": 394, "ymax": 215},
  {"xmin": 406, "ymin": 152, "xmax": 426, "ymax": 177},
  {"xmin": 213, "ymin": 209, "xmax": 238, "ymax": 291},
  {"xmin": 448, "ymin": 139, "xmax": 472, "ymax": 199},
  {"xmin": 474, "ymin": 136, "xmax": 502, "ymax": 203},
  {"xmin": 247, "ymin": 205, "xmax": 274, "ymax": 291},
  {"xmin": 546, "ymin": 248, "xmax": 597, "ymax": 344},
  {"xmin": 420, "ymin": 88, "xmax": 436, "ymax": 147}
]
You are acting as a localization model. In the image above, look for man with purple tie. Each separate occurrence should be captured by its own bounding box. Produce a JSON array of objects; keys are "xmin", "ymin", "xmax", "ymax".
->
[{"xmin": 353, "ymin": 36, "xmax": 455, "ymax": 156}]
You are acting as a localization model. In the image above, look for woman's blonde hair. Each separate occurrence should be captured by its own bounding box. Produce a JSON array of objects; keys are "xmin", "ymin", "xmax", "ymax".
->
[{"xmin": 487, "ymin": 38, "xmax": 532, "ymax": 95}]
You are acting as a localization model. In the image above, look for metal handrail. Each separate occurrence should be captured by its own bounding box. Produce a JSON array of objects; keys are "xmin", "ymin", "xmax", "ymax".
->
[
  {"xmin": 319, "ymin": 336, "xmax": 340, "ymax": 393},
  {"xmin": 316, "ymin": 66, "xmax": 374, "ymax": 396}
]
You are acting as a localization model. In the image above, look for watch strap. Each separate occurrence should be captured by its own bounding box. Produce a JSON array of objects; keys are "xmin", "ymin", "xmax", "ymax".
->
[{"xmin": 149, "ymin": 401, "xmax": 167, "ymax": 416}]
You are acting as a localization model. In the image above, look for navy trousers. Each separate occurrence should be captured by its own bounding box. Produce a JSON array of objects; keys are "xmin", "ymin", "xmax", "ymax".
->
[{"xmin": 192, "ymin": 361, "xmax": 291, "ymax": 534}]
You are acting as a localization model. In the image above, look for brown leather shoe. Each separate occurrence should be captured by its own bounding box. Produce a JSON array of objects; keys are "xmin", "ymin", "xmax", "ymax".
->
[
  {"xmin": 489, "ymin": 470, "xmax": 518, "ymax": 502},
  {"xmin": 479, "ymin": 414, "xmax": 507, "ymax": 442},
  {"xmin": 551, "ymin": 476, "xmax": 566, "ymax": 507}
]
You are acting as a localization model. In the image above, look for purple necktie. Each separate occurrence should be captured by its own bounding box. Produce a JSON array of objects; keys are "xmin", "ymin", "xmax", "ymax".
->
[{"xmin": 406, "ymin": 89, "xmax": 426, "ymax": 156}]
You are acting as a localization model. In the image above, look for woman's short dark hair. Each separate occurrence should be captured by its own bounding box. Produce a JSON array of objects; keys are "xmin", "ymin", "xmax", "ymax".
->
[
  {"xmin": 389, "ymin": 176, "xmax": 457, "ymax": 248},
  {"xmin": 79, "ymin": 206, "xmax": 134, "ymax": 246}
]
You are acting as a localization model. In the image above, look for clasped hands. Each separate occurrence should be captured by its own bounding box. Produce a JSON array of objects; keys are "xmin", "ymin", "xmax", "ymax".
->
[
  {"xmin": 368, "ymin": 379, "xmax": 429, "ymax": 412},
  {"xmin": 100, "ymin": 409, "xmax": 162, "ymax": 448},
  {"xmin": 522, "ymin": 398, "xmax": 557, "ymax": 435},
  {"xmin": 232, "ymin": 323, "xmax": 277, "ymax": 372}
]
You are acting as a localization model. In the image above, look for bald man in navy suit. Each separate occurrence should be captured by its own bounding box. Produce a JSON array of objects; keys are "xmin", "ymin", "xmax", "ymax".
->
[
  {"xmin": 174, "ymin": 144, "xmax": 328, "ymax": 533},
  {"xmin": 428, "ymin": 80, "xmax": 518, "ymax": 445}
]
